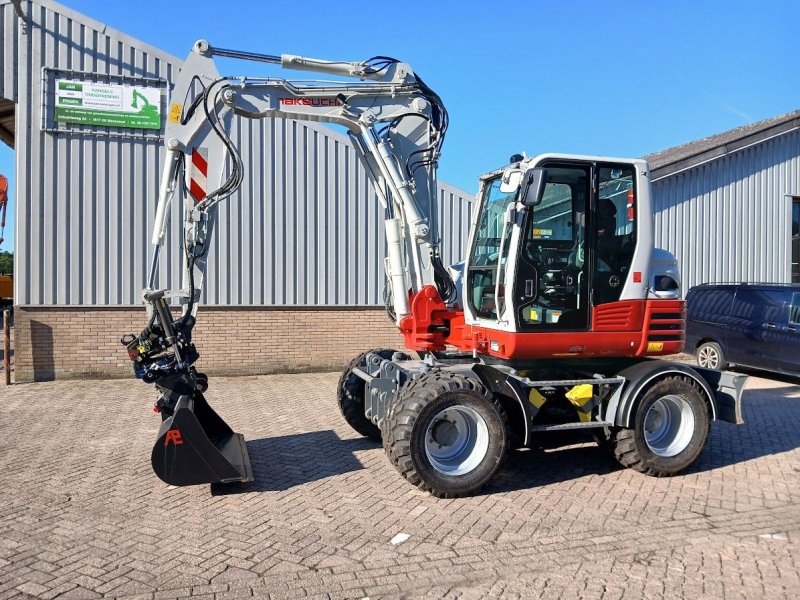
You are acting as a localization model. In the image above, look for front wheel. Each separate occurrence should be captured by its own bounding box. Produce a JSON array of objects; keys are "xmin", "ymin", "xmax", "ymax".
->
[
  {"xmin": 382, "ymin": 371, "xmax": 509, "ymax": 498},
  {"xmin": 611, "ymin": 375, "xmax": 710, "ymax": 477}
]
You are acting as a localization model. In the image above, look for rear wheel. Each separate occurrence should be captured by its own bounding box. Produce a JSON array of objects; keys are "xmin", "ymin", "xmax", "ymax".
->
[
  {"xmin": 611, "ymin": 375, "xmax": 710, "ymax": 476},
  {"xmin": 382, "ymin": 371, "xmax": 509, "ymax": 498},
  {"xmin": 696, "ymin": 341, "xmax": 728, "ymax": 370},
  {"xmin": 338, "ymin": 348, "xmax": 412, "ymax": 441}
]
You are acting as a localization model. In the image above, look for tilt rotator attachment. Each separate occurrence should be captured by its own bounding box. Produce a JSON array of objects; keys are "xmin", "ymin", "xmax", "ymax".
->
[{"xmin": 121, "ymin": 290, "xmax": 253, "ymax": 486}]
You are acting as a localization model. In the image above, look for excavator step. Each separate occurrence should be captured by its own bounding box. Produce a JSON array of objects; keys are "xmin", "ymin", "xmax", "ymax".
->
[{"xmin": 151, "ymin": 393, "xmax": 253, "ymax": 486}]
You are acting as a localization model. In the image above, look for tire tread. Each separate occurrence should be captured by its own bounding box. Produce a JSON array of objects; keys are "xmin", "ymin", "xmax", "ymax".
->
[{"xmin": 382, "ymin": 370, "xmax": 509, "ymax": 498}]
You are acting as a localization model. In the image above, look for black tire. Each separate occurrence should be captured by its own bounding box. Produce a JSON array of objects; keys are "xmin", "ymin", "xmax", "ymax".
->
[
  {"xmin": 696, "ymin": 341, "xmax": 728, "ymax": 371},
  {"xmin": 338, "ymin": 348, "xmax": 412, "ymax": 441},
  {"xmin": 611, "ymin": 375, "xmax": 710, "ymax": 477},
  {"xmin": 592, "ymin": 426, "xmax": 617, "ymax": 459},
  {"xmin": 382, "ymin": 371, "xmax": 509, "ymax": 498}
]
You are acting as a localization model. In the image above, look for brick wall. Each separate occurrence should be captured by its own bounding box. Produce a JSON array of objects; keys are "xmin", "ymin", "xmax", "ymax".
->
[{"xmin": 13, "ymin": 306, "xmax": 405, "ymax": 382}]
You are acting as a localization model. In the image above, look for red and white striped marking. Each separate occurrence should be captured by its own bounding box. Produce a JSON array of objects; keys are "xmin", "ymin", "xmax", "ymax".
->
[{"xmin": 189, "ymin": 148, "xmax": 208, "ymax": 202}]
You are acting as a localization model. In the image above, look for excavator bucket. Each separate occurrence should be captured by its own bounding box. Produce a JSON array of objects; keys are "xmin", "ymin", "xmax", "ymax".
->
[{"xmin": 151, "ymin": 393, "xmax": 253, "ymax": 486}]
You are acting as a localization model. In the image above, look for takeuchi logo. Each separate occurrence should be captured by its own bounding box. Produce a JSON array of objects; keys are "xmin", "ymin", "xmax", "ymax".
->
[{"xmin": 279, "ymin": 97, "xmax": 343, "ymax": 107}]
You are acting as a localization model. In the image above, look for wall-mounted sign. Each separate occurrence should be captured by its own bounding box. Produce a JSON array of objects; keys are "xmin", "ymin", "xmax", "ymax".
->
[{"xmin": 55, "ymin": 80, "xmax": 161, "ymax": 130}]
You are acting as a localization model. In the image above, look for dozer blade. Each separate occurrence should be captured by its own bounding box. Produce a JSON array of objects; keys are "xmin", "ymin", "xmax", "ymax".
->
[{"xmin": 151, "ymin": 393, "xmax": 253, "ymax": 486}]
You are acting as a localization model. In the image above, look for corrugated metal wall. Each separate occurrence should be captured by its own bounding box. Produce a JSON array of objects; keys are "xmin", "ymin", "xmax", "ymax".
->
[
  {"xmin": 202, "ymin": 118, "xmax": 474, "ymax": 306},
  {"xmin": 652, "ymin": 128, "xmax": 800, "ymax": 292},
  {"xmin": 3, "ymin": 0, "xmax": 474, "ymax": 307}
]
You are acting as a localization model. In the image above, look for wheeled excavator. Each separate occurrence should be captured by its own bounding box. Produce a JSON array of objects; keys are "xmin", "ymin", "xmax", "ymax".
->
[{"xmin": 123, "ymin": 41, "xmax": 746, "ymax": 497}]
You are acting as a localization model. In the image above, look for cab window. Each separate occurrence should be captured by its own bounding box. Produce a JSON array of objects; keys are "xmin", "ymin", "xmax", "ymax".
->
[
  {"xmin": 593, "ymin": 165, "xmax": 637, "ymax": 305},
  {"xmin": 467, "ymin": 177, "xmax": 516, "ymax": 319}
]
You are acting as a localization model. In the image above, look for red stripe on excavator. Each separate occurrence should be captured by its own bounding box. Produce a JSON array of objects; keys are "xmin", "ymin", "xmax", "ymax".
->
[
  {"xmin": 189, "ymin": 148, "xmax": 208, "ymax": 202},
  {"xmin": 400, "ymin": 291, "xmax": 686, "ymax": 359},
  {"xmin": 462, "ymin": 300, "xmax": 686, "ymax": 360},
  {"xmin": 189, "ymin": 179, "xmax": 205, "ymax": 202},
  {"xmin": 192, "ymin": 149, "xmax": 208, "ymax": 176}
]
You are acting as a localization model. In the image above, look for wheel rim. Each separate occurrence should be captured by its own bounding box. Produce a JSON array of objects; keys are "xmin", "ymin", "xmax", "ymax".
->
[
  {"xmin": 643, "ymin": 394, "xmax": 695, "ymax": 457},
  {"xmin": 697, "ymin": 345, "xmax": 719, "ymax": 368},
  {"xmin": 424, "ymin": 406, "xmax": 489, "ymax": 475}
]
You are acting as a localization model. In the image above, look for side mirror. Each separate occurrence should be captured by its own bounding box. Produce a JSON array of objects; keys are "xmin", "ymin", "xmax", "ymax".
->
[
  {"xmin": 520, "ymin": 168, "xmax": 547, "ymax": 207},
  {"xmin": 499, "ymin": 169, "xmax": 523, "ymax": 194}
]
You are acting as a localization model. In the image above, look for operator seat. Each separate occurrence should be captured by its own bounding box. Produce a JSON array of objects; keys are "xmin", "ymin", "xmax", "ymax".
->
[{"xmin": 594, "ymin": 198, "xmax": 627, "ymax": 305}]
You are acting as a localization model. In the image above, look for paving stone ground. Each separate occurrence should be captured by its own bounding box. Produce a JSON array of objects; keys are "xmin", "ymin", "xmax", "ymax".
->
[{"xmin": 1, "ymin": 369, "xmax": 799, "ymax": 599}]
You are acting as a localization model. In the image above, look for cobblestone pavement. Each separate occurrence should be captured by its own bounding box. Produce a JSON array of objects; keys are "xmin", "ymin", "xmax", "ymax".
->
[{"xmin": 1, "ymin": 370, "xmax": 799, "ymax": 599}]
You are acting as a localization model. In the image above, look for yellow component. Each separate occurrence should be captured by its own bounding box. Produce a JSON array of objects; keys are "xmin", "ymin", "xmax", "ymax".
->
[
  {"xmin": 577, "ymin": 410, "xmax": 593, "ymax": 423},
  {"xmin": 528, "ymin": 388, "xmax": 547, "ymax": 409},
  {"xmin": 523, "ymin": 306, "xmax": 541, "ymax": 323},
  {"xmin": 647, "ymin": 341, "xmax": 664, "ymax": 353},
  {"xmin": 565, "ymin": 383, "xmax": 594, "ymax": 407},
  {"xmin": 169, "ymin": 103, "xmax": 183, "ymax": 124},
  {"xmin": 137, "ymin": 345, "xmax": 148, "ymax": 354}
]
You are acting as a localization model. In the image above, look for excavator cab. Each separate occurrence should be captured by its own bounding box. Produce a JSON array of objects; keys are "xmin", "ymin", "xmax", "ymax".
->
[{"xmin": 463, "ymin": 155, "xmax": 683, "ymax": 360}]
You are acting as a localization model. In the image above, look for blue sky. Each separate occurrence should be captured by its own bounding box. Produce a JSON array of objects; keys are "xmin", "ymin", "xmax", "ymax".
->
[{"xmin": 1, "ymin": 0, "xmax": 798, "ymax": 248}]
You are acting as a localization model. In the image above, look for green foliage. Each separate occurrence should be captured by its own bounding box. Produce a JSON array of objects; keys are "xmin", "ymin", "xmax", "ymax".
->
[{"xmin": 0, "ymin": 251, "xmax": 12, "ymax": 276}]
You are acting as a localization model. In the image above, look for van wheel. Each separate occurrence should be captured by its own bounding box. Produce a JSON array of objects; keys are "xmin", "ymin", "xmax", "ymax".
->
[
  {"xmin": 612, "ymin": 375, "xmax": 710, "ymax": 477},
  {"xmin": 696, "ymin": 341, "xmax": 727, "ymax": 370}
]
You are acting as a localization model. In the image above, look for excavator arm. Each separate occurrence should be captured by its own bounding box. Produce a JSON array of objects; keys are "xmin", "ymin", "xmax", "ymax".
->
[
  {"xmin": 122, "ymin": 41, "xmax": 456, "ymax": 486},
  {"xmin": 149, "ymin": 40, "xmax": 451, "ymax": 323}
]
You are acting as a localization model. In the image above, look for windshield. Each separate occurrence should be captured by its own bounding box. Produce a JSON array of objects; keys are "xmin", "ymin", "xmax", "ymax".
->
[{"xmin": 471, "ymin": 177, "xmax": 516, "ymax": 266}]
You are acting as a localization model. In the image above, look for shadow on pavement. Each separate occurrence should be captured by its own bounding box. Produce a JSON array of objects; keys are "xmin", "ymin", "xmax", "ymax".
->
[
  {"xmin": 687, "ymin": 385, "xmax": 800, "ymax": 472},
  {"xmin": 482, "ymin": 427, "xmax": 624, "ymax": 495},
  {"xmin": 214, "ymin": 382, "xmax": 800, "ymax": 496},
  {"xmin": 487, "ymin": 385, "xmax": 800, "ymax": 494},
  {"xmin": 732, "ymin": 366, "xmax": 800, "ymax": 386},
  {"xmin": 212, "ymin": 430, "xmax": 376, "ymax": 495}
]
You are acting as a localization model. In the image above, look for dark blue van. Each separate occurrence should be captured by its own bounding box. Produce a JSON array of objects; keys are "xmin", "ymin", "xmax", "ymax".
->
[{"xmin": 685, "ymin": 283, "xmax": 800, "ymax": 375}]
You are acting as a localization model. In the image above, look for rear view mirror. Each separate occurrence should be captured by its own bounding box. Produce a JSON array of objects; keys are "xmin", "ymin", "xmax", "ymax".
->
[
  {"xmin": 499, "ymin": 169, "xmax": 523, "ymax": 194},
  {"xmin": 520, "ymin": 168, "xmax": 547, "ymax": 206}
]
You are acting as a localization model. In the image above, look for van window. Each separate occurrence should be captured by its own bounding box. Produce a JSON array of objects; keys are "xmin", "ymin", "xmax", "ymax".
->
[
  {"xmin": 690, "ymin": 288, "xmax": 734, "ymax": 320},
  {"xmin": 760, "ymin": 290, "xmax": 789, "ymax": 322},
  {"xmin": 791, "ymin": 293, "xmax": 800, "ymax": 325},
  {"xmin": 731, "ymin": 288, "xmax": 788, "ymax": 322},
  {"xmin": 730, "ymin": 288, "xmax": 763, "ymax": 321}
]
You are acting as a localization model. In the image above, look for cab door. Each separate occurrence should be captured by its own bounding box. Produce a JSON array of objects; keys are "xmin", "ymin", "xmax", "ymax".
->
[{"xmin": 513, "ymin": 162, "xmax": 591, "ymax": 331}]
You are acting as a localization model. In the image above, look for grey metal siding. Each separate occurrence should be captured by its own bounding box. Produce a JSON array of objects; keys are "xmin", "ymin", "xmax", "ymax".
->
[
  {"xmin": 1, "ymin": 2, "xmax": 19, "ymax": 100},
  {"xmin": 202, "ymin": 120, "xmax": 474, "ymax": 307},
  {"xmin": 4, "ymin": 0, "xmax": 475, "ymax": 308},
  {"xmin": 652, "ymin": 127, "xmax": 800, "ymax": 292}
]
